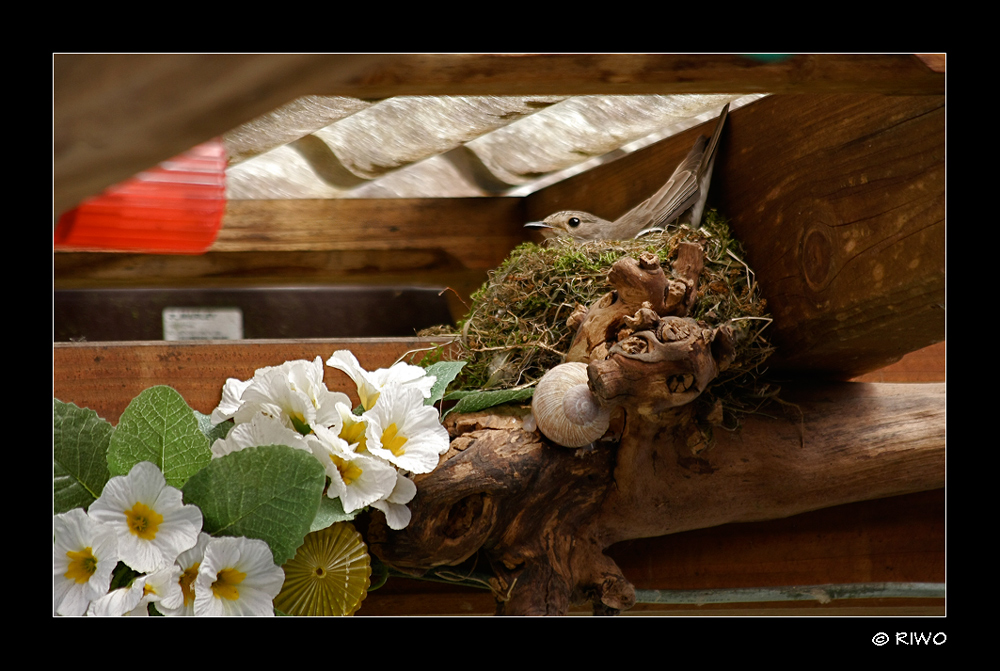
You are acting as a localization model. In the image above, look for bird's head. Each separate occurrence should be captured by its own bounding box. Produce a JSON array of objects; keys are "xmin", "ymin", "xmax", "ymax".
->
[{"xmin": 524, "ymin": 210, "xmax": 611, "ymax": 242}]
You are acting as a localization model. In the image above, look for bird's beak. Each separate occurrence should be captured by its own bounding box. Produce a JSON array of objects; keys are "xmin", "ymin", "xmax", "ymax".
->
[{"xmin": 524, "ymin": 221, "xmax": 552, "ymax": 229}]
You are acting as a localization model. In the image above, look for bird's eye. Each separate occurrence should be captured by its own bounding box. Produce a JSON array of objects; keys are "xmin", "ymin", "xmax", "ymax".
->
[{"xmin": 568, "ymin": 217, "xmax": 581, "ymax": 228}]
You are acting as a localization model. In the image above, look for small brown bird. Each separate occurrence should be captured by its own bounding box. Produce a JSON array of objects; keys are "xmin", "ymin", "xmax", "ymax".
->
[{"xmin": 525, "ymin": 103, "xmax": 729, "ymax": 241}]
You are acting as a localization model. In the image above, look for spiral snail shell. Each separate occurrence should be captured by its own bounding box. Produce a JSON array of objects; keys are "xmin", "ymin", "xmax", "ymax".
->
[{"xmin": 531, "ymin": 362, "xmax": 611, "ymax": 448}]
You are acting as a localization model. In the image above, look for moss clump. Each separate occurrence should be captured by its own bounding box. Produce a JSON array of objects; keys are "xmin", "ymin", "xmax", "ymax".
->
[{"xmin": 421, "ymin": 210, "xmax": 774, "ymax": 425}]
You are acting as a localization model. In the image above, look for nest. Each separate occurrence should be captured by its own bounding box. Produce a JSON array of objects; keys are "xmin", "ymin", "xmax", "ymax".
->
[{"xmin": 421, "ymin": 210, "xmax": 775, "ymax": 426}]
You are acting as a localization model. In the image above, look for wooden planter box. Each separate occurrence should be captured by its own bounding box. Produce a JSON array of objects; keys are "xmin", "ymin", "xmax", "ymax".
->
[{"xmin": 54, "ymin": 55, "xmax": 945, "ymax": 616}]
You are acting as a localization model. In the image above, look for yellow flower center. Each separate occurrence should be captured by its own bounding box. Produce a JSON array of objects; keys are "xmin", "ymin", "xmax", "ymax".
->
[
  {"xmin": 360, "ymin": 387, "xmax": 381, "ymax": 412},
  {"xmin": 65, "ymin": 547, "xmax": 97, "ymax": 584},
  {"xmin": 339, "ymin": 419, "xmax": 368, "ymax": 451},
  {"xmin": 382, "ymin": 423, "xmax": 408, "ymax": 457},
  {"xmin": 124, "ymin": 502, "xmax": 163, "ymax": 540},
  {"xmin": 180, "ymin": 563, "xmax": 199, "ymax": 607},
  {"xmin": 211, "ymin": 567, "xmax": 247, "ymax": 601},
  {"xmin": 330, "ymin": 454, "xmax": 364, "ymax": 486}
]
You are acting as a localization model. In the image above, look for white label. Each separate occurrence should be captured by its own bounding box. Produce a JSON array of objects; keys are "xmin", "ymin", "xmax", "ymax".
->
[{"xmin": 163, "ymin": 307, "xmax": 243, "ymax": 341}]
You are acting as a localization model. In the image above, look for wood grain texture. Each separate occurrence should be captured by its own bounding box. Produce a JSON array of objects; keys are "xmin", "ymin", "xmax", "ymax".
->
[
  {"xmin": 369, "ymin": 380, "xmax": 943, "ymax": 614},
  {"xmin": 52, "ymin": 338, "xmax": 449, "ymax": 424},
  {"xmin": 851, "ymin": 341, "xmax": 945, "ymax": 383},
  {"xmin": 714, "ymin": 94, "xmax": 944, "ymax": 377},
  {"xmin": 593, "ymin": 382, "xmax": 944, "ymax": 545},
  {"xmin": 606, "ymin": 489, "xmax": 944, "ymax": 591},
  {"xmin": 212, "ymin": 198, "xmax": 525, "ymax": 267}
]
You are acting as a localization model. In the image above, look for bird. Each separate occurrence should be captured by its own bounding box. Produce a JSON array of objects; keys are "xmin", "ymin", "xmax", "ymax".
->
[{"xmin": 524, "ymin": 103, "xmax": 729, "ymax": 241}]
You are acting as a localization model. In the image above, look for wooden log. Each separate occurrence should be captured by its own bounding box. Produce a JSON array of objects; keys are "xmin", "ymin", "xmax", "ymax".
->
[{"xmin": 369, "ymin": 381, "xmax": 944, "ymax": 614}]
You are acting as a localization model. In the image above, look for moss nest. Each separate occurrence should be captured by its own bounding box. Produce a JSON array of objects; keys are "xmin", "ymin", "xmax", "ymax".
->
[{"xmin": 421, "ymin": 210, "xmax": 775, "ymax": 427}]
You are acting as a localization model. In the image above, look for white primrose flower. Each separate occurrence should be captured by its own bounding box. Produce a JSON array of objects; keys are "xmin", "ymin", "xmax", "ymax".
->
[
  {"xmin": 363, "ymin": 383, "xmax": 450, "ymax": 474},
  {"xmin": 86, "ymin": 575, "xmax": 147, "ymax": 616},
  {"xmin": 87, "ymin": 565, "xmax": 184, "ymax": 616},
  {"xmin": 371, "ymin": 472, "xmax": 418, "ymax": 530},
  {"xmin": 53, "ymin": 508, "xmax": 119, "ymax": 616},
  {"xmin": 308, "ymin": 425, "xmax": 397, "ymax": 514},
  {"xmin": 157, "ymin": 532, "xmax": 213, "ymax": 616},
  {"xmin": 88, "ymin": 461, "xmax": 203, "ymax": 573},
  {"xmin": 210, "ymin": 376, "xmax": 253, "ymax": 424},
  {"xmin": 327, "ymin": 349, "xmax": 436, "ymax": 411},
  {"xmin": 211, "ymin": 412, "xmax": 313, "ymax": 459},
  {"xmin": 194, "ymin": 536, "xmax": 284, "ymax": 616},
  {"xmin": 211, "ymin": 357, "xmax": 351, "ymax": 434}
]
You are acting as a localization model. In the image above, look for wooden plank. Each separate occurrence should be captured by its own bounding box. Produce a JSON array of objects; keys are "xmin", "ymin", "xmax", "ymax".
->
[
  {"xmin": 852, "ymin": 341, "xmax": 945, "ymax": 383},
  {"xmin": 53, "ymin": 337, "xmax": 449, "ymax": 425},
  {"xmin": 211, "ymin": 198, "xmax": 525, "ymax": 266},
  {"xmin": 54, "ymin": 54, "xmax": 944, "ymax": 218},
  {"xmin": 605, "ymin": 489, "xmax": 944, "ymax": 590},
  {"xmin": 52, "ymin": 250, "xmax": 487, "ymax": 324}
]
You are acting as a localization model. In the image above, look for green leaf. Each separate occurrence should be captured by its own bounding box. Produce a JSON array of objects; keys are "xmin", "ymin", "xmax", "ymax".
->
[
  {"xmin": 443, "ymin": 387, "xmax": 535, "ymax": 417},
  {"xmin": 310, "ymin": 495, "xmax": 357, "ymax": 532},
  {"xmin": 194, "ymin": 410, "xmax": 232, "ymax": 444},
  {"xmin": 53, "ymin": 399, "xmax": 113, "ymax": 513},
  {"xmin": 107, "ymin": 386, "xmax": 212, "ymax": 489},
  {"xmin": 369, "ymin": 558, "xmax": 389, "ymax": 591},
  {"xmin": 423, "ymin": 361, "xmax": 467, "ymax": 406},
  {"xmin": 182, "ymin": 444, "xmax": 326, "ymax": 565}
]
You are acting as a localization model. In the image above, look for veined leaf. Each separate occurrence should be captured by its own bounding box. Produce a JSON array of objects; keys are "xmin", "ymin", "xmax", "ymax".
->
[
  {"xmin": 310, "ymin": 495, "xmax": 358, "ymax": 532},
  {"xmin": 443, "ymin": 387, "xmax": 534, "ymax": 417},
  {"xmin": 106, "ymin": 386, "xmax": 212, "ymax": 489},
  {"xmin": 182, "ymin": 444, "xmax": 326, "ymax": 565},
  {"xmin": 422, "ymin": 361, "xmax": 467, "ymax": 406},
  {"xmin": 53, "ymin": 399, "xmax": 113, "ymax": 513},
  {"xmin": 194, "ymin": 409, "xmax": 233, "ymax": 444}
]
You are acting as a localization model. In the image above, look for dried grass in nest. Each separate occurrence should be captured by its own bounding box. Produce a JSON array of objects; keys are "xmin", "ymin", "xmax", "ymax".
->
[{"xmin": 420, "ymin": 210, "xmax": 775, "ymax": 424}]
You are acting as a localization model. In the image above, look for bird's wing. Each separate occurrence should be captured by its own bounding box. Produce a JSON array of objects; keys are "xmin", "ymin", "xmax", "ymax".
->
[
  {"xmin": 685, "ymin": 102, "xmax": 730, "ymax": 229},
  {"xmin": 620, "ymin": 102, "xmax": 731, "ymax": 236},
  {"xmin": 699, "ymin": 102, "xmax": 729, "ymax": 178},
  {"xmin": 615, "ymin": 135, "xmax": 707, "ymax": 237}
]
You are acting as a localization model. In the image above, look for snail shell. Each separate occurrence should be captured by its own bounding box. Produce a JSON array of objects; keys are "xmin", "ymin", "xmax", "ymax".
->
[{"xmin": 532, "ymin": 362, "xmax": 611, "ymax": 448}]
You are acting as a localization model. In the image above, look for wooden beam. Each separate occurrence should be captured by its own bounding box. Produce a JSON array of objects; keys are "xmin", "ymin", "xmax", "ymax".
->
[
  {"xmin": 716, "ymin": 94, "xmax": 945, "ymax": 376},
  {"xmin": 211, "ymin": 198, "xmax": 525, "ymax": 264},
  {"xmin": 54, "ymin": 54, "xmax": 944, "ymax": 219}
]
